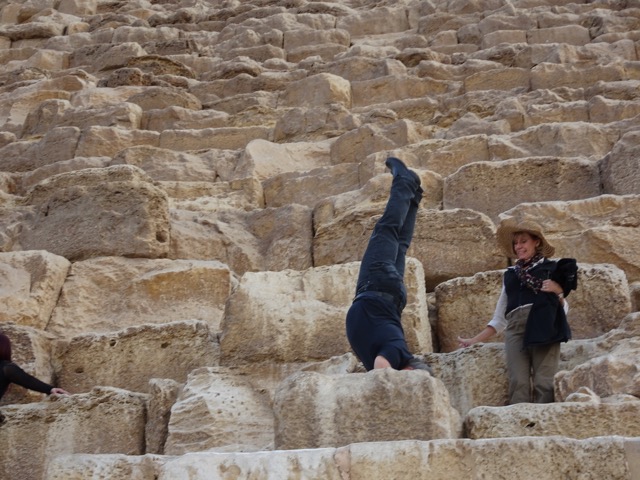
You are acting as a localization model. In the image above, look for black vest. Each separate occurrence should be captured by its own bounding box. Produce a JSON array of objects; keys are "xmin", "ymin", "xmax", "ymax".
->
[{"xmin": 504, "ymin": 259, "xmax": 557, "ymax": 315}]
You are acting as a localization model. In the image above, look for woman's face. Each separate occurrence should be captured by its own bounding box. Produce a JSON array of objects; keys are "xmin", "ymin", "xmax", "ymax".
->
[{"xmin": 512, "ymin": 232, "xmax": 540, "ymax": 261}]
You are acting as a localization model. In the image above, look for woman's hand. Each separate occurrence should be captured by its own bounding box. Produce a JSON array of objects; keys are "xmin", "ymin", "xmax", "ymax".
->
[
  {"xmin": 542, "ymin": 279, "xmax": 563, "ymax": 295},
  {"xmin": 457, "ymin": 336, "xmax": 475, "ymax": 348},
  {"xmin": 50, "ymin": 387, "xmax": 69, "ymax": 395}
]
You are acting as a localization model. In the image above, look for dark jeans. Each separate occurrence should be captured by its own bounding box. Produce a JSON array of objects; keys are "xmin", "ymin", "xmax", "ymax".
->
[{"xmin": 355, "ymin": 173, "xmax": 421, "ymax": 313}]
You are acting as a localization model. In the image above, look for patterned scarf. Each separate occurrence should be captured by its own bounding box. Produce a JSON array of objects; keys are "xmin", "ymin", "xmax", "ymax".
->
[{"xmin": 514, "ymin": 253, "xmax": 545, "ymax": 293}]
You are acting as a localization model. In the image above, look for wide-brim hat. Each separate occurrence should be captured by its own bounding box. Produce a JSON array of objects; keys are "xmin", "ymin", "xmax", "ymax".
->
[{"xmin": 496, "ymin": 219, "xmax": 556, "ymax": 259}]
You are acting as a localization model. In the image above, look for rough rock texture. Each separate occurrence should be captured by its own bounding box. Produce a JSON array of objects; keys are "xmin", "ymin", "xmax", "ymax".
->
[
  {"xmin": 273, "ymin": 369, "xmax": 462, "ymax": 449},
  {"xmin": 0, "ymin": 0, "xmax": 638, "ymax": 478}
]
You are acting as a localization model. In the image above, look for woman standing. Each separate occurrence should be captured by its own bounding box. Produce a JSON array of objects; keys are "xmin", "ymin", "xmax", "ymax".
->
[
  {"xmin": 0, "ymin": 332, "xmax": 68, "ymax": 401},
  {"xmin": 458, "ymin": 221, "xmax": 577, "ymax": 403}
]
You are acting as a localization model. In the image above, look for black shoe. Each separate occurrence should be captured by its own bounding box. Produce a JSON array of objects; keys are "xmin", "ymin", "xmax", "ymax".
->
[
  {"xmin": 402, "ymin": 356, "xmax": 433, "ymax": 375},
  {"xmin": 385, "ymin": 157, "xmax": 421, "ymax": 187}
]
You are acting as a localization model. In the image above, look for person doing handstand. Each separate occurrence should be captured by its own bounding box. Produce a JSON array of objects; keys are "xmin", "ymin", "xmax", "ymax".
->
[{"xmin": 346, "ymin": 157, "xmax": 432, "ymax": 373}]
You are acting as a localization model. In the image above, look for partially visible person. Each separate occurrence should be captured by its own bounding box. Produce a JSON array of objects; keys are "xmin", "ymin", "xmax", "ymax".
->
[
  {"xmin": 457, "ymin": 221, "xmax": 577, "ymax": 404},
  {"xmin": 346, "ymin": 157, "xmax": 432, "ymax": 373},
  {"xmin": 0, "ymin": 332, "xmax": 69, "ymax": 401}
]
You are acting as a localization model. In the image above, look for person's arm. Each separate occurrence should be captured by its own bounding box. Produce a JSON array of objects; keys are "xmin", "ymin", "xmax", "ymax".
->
[
  {"xmin": 458, "ymin": 286, "xmax": 506, "ymax": 348},
  {"xmin": 2, "ymin": 363, "xmax": 68, "ymax": 396},
  {"xmin": 542, "ymin": 279, "xmax": 569, "ymax": 311}
]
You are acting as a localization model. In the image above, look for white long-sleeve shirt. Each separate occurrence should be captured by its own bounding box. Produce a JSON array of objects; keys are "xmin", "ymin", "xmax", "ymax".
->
[{"xmin": 487, "ymin": 285, "xmax": 570, "ymax": 334}]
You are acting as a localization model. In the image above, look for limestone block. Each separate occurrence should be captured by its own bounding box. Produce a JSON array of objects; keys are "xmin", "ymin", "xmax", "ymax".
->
[
  {"xmin": 498, "ymin": 195, "xmax": 640, "ymax": 282},
  {"xmin": 555, "ymin": 337, "xmax": 640, "ymax": 401},
  {"xmin": 464, "ymin": 67, "xmax": 529, "ymax": 92},
  {"xmin": 531, "ymin": 63, "xmax": 625, "ymax": 90},
  {"xmin": 279, "ymin": 73, "xmax": 351, "ymax": 108},
  {"xmin": 46, "ymin": 454, "xmax": 166, "ymax": 480},
  {"xmin": 601, "ymin": 130, "xmax": 640, "ymax": 195},
  {"xmin": 127, "ymin": 86, "xmax": 202, "ymax": 112},
  {"xmin": 164, "ymin": 178, "xmax": 264, "ymax": 212},
  {"xmin": 481, "ymin": 30, "xmax": 527, "ymax": 49},
  {"xmin": 142, "ymin": 106, "xmax": 229, "ymax": 132},
  {"xmin": 401, "ymin": 134, "xmax": 490, "ymax": 177},
  {"xmin": 435, "ymin": 270, "xmax": 504, "ymax": 353},
  {"xmin": 273, "ymin": 104, "xmax": 361, "ymax": 142},
  {"xmin": 54, "ymin": 320, "xmax": 219, "ymax": 394},
  {"xmin": 283, "ymin": 28, "xmax": 350, "ymax": 52},
  {"xmin": 527, "ymin": 25, "xmax": 591, "ymax": 46},
  {"xmin": 22, "ymin": 100, "xmax": 143, "ymax": 136},
  {"xmin": 94, "ymin": 42, "xmax": 148, "ymax": 72},
  {"xmin": 145, "ymin": 378, "xmax": 181, "ymax": 455},
  {"xmin": 0, "ymin": 323, "xmax": 55, "ymax": 406},
  {"xmin": 0, "ymin": 251, "xmax": 70, "ymax": 331},
  {"xmin": 318, "ymin": 55, "xmax": 408, "ymax": 83},
  {"xmin": 0, "ymin": 126, "xmax": 80, "ymax": 172},
  {"xmin": 330, "ymin": 121, "xmax": 432, "ymax": 165},
  {"xmin": 75, "ymin": 126, "xmax": 160, "ymax": 157},
  {"xmin": 523, "ymin": 101, "xmax": 590, "ymax": 127},
  {"xmin": 57, "ymin": 0, "xmax": 97, "ymax": 17},
  {"xmin": 436, "ymin": 263, "xmax": 631, "ymax": 353},
  {"xmin": 208, "ymin": 91, "xmax": 278, "ymax": 116},
  {"xmin": 19, "ymin": 165, "xmax": 170, "ymax": 261},
  {"xmin": 112, "ymin": 145, "xmax": 221, "ymax": 182},
  {"xmin": 169, "ymin": 204, "xmax": 313, "ymax": 274},
  {"xmin": 18, "ymin": 156, "xmax": 113, "ymax": 195},
  {"xmin": 0, "ymin": 22, "xmax": 64, "ymax": 41},
  {"xmin": 444, "ymin": 157, "xmax": 601, "ymax": 221},
  {"xmin": 158, "ymin": 126, "xmax": 270, "ymax": 151},
  {"xmin": 351, "ymin": 75, "xmax": 452, "ymax": 107},
  {"xmin": 588, "ymin": 96, "xmax": 640, "ymax": 124},
  {"xmin": 336, "ymin": 6, "xmax": 410, "ymax": 36},
  {"xmin": 262, "ymin": 163, "xmax": 360, "ymax": 209},
  {"xmin": 164, "ymin": 367, "xmax": 275, "ymax": 454},
  {"xmin": 465, "ymin": 401, "xmax": 640, "ymax": 440},
  {"xmin": 47, "ymin": 257, "xmax": 233, "ymax": 337},
  {"xmin": 0, "ymin": 387, "xmax": 147, "ymax": 480},
  {"xmin": 425, "ymin": 344, "xmax": 508, "ymax": 415},
  {"xmin": 273, "ymin": 369, "xmax": 462, "ymax": 449},
  {"xmin": 488, "ymin": 122, "xmax": 618, "ymax": 161},
  {"xmin": 220, "ymin": 259, "xmax": 431, "ymax": 365},
  {"xmin": 240, "ymin": 138, "xmax": 333, "ymax": 181},
  {"xmin": 286, "ymin": 43, "xmax": 348, "ymax": 63}
]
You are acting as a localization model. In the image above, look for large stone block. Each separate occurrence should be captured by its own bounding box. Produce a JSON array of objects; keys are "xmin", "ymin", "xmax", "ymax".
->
[
  {"xmin": 444, "ymin": 157, "xmax": 601, "ymax": 221},
  {"xmin": 279, "ymin": 72, "xmax": 351, "ymax": 108},
  {"xmin": 53, "ymin": 320, "xmax": 219, "ymax": 395},
  {"xmin": 0, "ymin": 387, "xmax": 147, "ymax": 480},
  {"xmin": 436, "ymin": 263, "xmax": 631, "ymax": 353},
  {"xmin": 465, "ymin": 401, "xmax": 640, "ymax": 440},
  {"xmin": 220, "ymin": 259, "xmax": 431, "ymax": 365},
  {"xmin": 158, "ymin": 126, "xmax": 271, "ymax": 151},
  {"xmin": 19, "ymin": 165, "xmax": 170, "ymax": 261},
  {"xmin": 601, "ymin": 130, "xmax": 640, "ymax": 195},
  {"xmin": 273, "ymin": 369, "xmax": 462, "ymax": 449},
  {"xmin": 169, "ymin": 204, "xmax": 313, "ymax": 274},
  {"xmin": 0, "ymin": 127, "xmax": 80, "ymax": 172},
  {"xmin": 75, "ymin": 126, "xmax": 160, "ymax": 157},
  {"xmin": 164, "ymin": 367, "xmax": 275, "ymax": 454},
  {"xmin": 47, "ymin": 257, "xmax": 233, "ymax": 337},
  {"xmin": 0, "ymin": 250, "xmax": 70, "ymax": 330},
  {"xmin": 499, "ymin": 195, "xmax": 640, "ymax": 282}
]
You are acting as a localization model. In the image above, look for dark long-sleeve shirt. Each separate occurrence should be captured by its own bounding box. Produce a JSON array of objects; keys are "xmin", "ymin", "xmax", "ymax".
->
[{"xmin": 0, "ymin": 360, "xmax": 53, "ymax": 400}]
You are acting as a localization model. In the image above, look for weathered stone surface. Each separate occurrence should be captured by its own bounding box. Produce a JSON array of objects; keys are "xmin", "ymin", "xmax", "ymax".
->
[
  {"xmin": 42, "ymin": 437, "xmax": 640, "ymax": 480},
  {"xmin": 0, "ymin": 387, "xmax": 147, "ymax": 480},
  {"xmin": 280, "ymin": 72, "xmax": 351, "ymax": 108},
  {"xmin": 0, "ymin": 250, "xmax": 70, "ymax": 330},
  {"xmin": 499, "ymin": 195, "xmax": 640, "ymax": 282},
  {"xmin": 444, "ymin": 157, "xmax": 601, "ymax": 221},
  {"xmin": 18, "ymin": 165, "xmax": 170, "ymax": 261},
  {"xmin": 220, "ymin": 259, "xmax": 431, "ymax": 366},
  {"xmin": 436, "ymin": 263, "xmax": 632, "ymax": 353},
  {"xmin": 465, "ymin": 401, "xmax": 640, "ymax": 440},
  {"xmin": 164, "ymin": 367, "xmax": 275, "ymax": 454},
  {"xmin": 158, "ymin": 126, "xmax": 271, "ymax": 151},
  {"xmin": 17, "ymin": 156, "xmax": 112, "ymax": 195},
  {"xmin": 169, "ymin": 203, "xmax": 313, "ymax": 274},
  {"xmin": 53, "ymin": 320, "xmax": 219, "ymax": 394},
  {"xmin": 145, "ymin": 378, "xmax": 182, "ymax": 455},
  {"xmin": 47, "ymin": 257, "xmax": 233, "ymax": 337},
  {"xmin": 0, "ymin": 323, "xmax": 56, "ymax": 406},
  {"xmin": 0, "ymin": 127, "xmax": 80, "ymax": 172},
  {"xmin": 273, "ymin": 369, "xmax": 461, "ymax": 449},
  {"xmin": 601, "ymin": 130, "xmax": 640, "ymax": 195}
]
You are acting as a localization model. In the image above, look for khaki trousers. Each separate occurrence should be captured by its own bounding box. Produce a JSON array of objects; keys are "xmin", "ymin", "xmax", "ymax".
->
[{"xmin": 505, "ymin": 305, "xmax": 560, "ymax": 404}]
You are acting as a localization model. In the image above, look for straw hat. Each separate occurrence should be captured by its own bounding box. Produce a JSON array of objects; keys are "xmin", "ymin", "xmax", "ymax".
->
[{"xmin": 496, "ymin": 219, "xmax": 555, "ymax": 258}]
